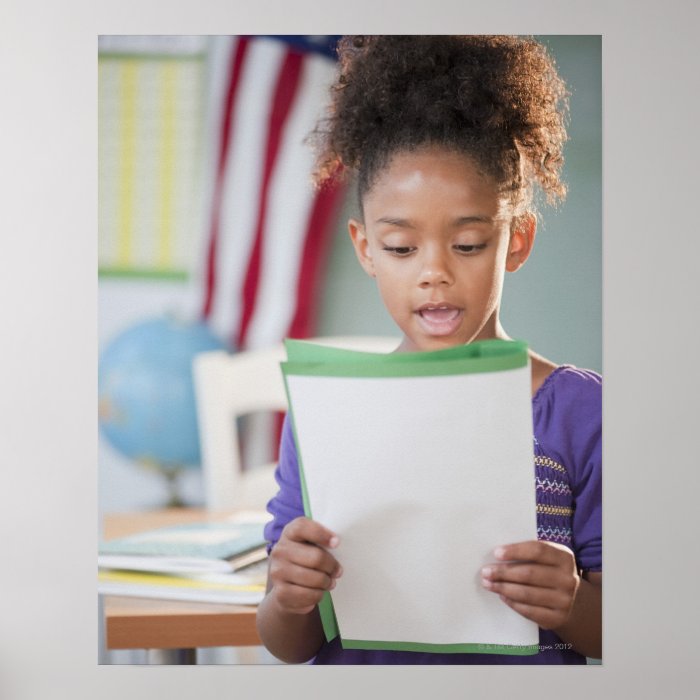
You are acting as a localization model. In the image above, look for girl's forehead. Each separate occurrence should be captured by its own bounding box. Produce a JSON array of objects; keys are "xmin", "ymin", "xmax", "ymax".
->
[
  {"xmin": 371, "ymin": 147, "xmax": 491, "ymax": 189},
  {"xmin": 363, "ymin": 146, "xmax": 508, "ymax": 215}
]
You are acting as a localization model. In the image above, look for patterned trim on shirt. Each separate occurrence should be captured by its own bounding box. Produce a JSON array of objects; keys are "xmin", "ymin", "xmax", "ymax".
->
[
  {"xmin": 535, "ymin": 477, "xmax": 572, "ymax": 497},
  {"xmin": 534, "ymin": 450, "xmax": 574, "ymax": 547},
  {"xmin": 536, "ymin": 504, "xmax": 574, "ymax": 517},
  {"xmin": 535, "ymin": 455, "xmax": 568, "ymax": 475}
]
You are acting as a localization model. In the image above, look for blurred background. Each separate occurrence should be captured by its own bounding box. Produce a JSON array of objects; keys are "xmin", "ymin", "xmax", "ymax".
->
[{"xmin": 98, "ymin": 35, "xmax": 601, "ymax": 515}]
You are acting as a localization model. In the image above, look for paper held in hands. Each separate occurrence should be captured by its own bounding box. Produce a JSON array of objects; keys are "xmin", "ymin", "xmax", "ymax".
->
[{"xmin": 281, "ymin": 338, "xmax": 539, "ymax": 655}]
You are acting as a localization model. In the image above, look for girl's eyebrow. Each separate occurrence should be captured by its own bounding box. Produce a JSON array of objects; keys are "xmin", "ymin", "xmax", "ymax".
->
[
  {"xmin": 374, "ymin": 215, "xmax": 494, "ymax": 227},
  {"xmin": 453, "ymin": 215, "xmax": 494, "ymax": 226},
  {"xmin": 374, "ymin": 216, "xmax": 416, "ymax": 228}
]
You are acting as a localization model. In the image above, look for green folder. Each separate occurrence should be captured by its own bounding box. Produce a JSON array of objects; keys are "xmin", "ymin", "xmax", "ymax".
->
[{"xmin": 281, "ymin": 338, "xmax": 538, "ymax": 655}]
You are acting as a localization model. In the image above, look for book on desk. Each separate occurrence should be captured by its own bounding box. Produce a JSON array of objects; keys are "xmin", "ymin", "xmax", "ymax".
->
[
  {"xmin": 98, "ymin": 565, "xmax": 266, "ymax": 605},
  {"xmin": 98, "ymin": 520, "xmax": 268, "ymax": 605}
]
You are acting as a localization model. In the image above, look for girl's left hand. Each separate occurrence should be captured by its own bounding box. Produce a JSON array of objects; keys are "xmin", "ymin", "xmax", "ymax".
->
[{"xmin": 481, "ymin": 541, "xmax": 580, "ymax": 630}]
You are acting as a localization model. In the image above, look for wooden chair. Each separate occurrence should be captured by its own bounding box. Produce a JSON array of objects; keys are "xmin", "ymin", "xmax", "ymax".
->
[{"xmin": 193, "ymin": 336, "xmax": 399, "ymax": 512}]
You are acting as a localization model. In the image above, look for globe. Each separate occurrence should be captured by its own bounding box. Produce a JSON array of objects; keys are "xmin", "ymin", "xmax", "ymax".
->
[{"xmin": 98, "ymin": 316, "xmax": 229, "ymax": 505}]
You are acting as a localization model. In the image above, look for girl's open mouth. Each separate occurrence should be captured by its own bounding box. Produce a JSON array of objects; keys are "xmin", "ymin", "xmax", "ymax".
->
[{"xmin": 416, "ymin": 304, "xmax": 464, "ymax": 336}]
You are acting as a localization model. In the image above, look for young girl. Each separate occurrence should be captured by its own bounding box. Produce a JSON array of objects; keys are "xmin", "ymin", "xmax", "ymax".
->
[{"xmin": 256, "ymin": 35, "xmax": 601, "ymax": 664}]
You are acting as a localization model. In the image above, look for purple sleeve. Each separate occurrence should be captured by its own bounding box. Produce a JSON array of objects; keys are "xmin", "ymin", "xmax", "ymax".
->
[
  {"xmin": 545, "ymin": 368, "xmax": 602, "ymax": 572},
  {"xmin": 263, "ymin": 414, "xmax": 305, "ymax": 553}
]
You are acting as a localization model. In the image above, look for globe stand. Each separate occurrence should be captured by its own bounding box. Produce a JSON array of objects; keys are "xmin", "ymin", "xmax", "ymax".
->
[
  {"xmin": 160, "ymin": 465, "xmax": 186, "ymax": 508},
  {"xmin": 140, "ymin": 459, "xmax": 187, "ymax": 508}
]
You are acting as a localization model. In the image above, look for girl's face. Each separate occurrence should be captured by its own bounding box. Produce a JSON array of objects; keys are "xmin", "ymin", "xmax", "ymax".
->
[{"xmin": 349, "ymin": 146, "xmax": 534, "ymax": 352}]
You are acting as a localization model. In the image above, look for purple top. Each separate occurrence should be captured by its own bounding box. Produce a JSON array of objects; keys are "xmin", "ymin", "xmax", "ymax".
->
[{"xmin": 264, "ymin": 365, "xmax": 602, "ymax": 664}]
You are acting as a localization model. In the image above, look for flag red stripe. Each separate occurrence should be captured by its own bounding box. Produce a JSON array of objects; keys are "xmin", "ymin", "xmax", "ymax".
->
[
  {"xmin": 236, "ymin": 49, "xmax": 304, "ymax": 348},
  {"xmin": 287, "ymin": 180, "xmax": 347, "ymax": 339},
  {"xmin": 202, "ymin": 38, "xmax": 249, "ymax": 319}
]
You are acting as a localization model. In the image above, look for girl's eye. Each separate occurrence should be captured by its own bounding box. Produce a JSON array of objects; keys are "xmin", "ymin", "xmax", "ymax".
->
[
  {"xmin": 454, "ymin": 244, "xmax": 486, "ymax": 254},
  {"xmin": 383, "ymin": 246, "xmax": 415, "ymax": 256}
]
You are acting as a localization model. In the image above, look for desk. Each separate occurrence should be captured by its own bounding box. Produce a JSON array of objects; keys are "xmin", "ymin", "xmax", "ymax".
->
[{"xmin": 101, "ymin": 509, "xmax": 264, "ymax": 662}]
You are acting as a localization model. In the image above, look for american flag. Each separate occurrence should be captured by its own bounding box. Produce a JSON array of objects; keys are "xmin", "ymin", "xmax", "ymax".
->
[{"xmin": 195, "ymin": 35, "xmax": 345, "ymax": 351}]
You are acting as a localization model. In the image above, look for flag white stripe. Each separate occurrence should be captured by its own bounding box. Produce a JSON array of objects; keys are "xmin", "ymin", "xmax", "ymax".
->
[
  {"xmin": 245, "ymin": 53, "xmax": 338, "ymax": 350},
  {"xmin": 186, "ymin": 36, "xmax": 238, "ymax": 318},
  {"xmin": 209, "ymin": 39, "xmax": 286, "ymax": 344}
]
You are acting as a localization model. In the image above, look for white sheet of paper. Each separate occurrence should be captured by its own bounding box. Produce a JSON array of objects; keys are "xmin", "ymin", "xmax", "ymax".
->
[{"xmin": 286, "ymin": 364, "xmax": 538, "ymax": 647}]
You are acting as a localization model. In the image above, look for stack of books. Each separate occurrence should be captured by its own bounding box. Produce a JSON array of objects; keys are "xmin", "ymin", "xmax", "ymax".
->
[{"xmin": 98, "ymin": 519, "xmax": 268, "ymax": 605}]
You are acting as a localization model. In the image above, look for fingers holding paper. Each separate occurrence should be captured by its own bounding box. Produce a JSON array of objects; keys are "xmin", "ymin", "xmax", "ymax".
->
[
  {"xmin": 481, "ymin": 540, "xmax": 581, "ymax": 630},
  {"xmin": 268, "ymin": 516, "xmax": 343, "ymax": 615}
]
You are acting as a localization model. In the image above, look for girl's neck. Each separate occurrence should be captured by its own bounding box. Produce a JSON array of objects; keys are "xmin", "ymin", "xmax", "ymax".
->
[{"xmin": 490, "ymin": 319, "xmax": 511, "ymax": 342}]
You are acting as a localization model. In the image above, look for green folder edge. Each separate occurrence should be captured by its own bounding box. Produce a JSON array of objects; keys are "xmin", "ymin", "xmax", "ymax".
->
[
  {"xmin": 284, "ymin": 336, "xmax": 528, "ymax": 365},
  {"xmin": 281, "ymin": 338, "xmax": 538, "ymax": 656}
]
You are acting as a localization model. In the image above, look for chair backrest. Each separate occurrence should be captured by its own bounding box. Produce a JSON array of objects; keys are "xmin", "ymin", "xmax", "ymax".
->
[{"xmin": 193, "ymin": 336, "xmax": 399, "ymax": 511}]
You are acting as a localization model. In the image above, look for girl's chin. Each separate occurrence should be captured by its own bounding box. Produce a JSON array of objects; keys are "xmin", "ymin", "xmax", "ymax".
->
[{"xmin": 399, "ymin": 335, "xmax": 467, "ymax": 353}]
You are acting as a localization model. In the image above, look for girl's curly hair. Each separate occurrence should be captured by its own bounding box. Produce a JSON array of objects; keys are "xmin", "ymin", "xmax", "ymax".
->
[{"xmin": 310, "ymin": 35, "xmax": 569, "ymax": 212}]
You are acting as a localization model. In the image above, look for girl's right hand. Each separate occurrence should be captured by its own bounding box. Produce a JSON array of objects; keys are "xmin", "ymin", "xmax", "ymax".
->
[{"xmin": 267, "ymin": 516, "xmax": 343, "ymax": 615}]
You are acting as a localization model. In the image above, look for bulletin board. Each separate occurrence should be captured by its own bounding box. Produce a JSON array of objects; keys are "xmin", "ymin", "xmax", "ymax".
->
[{"xmin": 98, "ymin": 36, "xmax": 206, "ymax": 280}]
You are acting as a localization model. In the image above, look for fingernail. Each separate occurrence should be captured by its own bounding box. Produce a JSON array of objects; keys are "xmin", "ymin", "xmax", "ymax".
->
[
  {"xmin": 328, "ymin": 536, "xmax": 339, "ymax": 548},
  {"xmin": 494, "ymin": 547, "xmax": 506, "ymax": 560},
  {"xmin": 482, "ymin": 578, "xmax": 493, "ymax": 589},
  {"xmin": 481, "ymin": 567, "xmax": 492, "ymax": 578},
  {"xmin": 336, "ymin": 565, "xmax": 343, "ymax": 578}
]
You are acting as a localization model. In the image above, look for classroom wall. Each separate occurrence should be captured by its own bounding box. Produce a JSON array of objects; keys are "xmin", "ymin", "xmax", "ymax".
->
[{"xmin": 99, "ymin": 35, "xmax": 601, "ymax": 514}]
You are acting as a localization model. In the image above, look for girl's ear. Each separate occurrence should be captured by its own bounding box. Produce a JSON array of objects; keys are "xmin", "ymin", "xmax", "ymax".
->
[
  {"xmin": 348, "ymin": 219, "xmax": 376, "ymax": 277},
  {"xmin": 506, "ymin": 213, "xmax": 537, "ymax": 273}
]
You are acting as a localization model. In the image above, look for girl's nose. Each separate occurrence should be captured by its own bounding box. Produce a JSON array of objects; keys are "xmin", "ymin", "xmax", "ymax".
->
[{"xmin": 418, "ymin": 252, "xmax": 454, "ymax": 288}]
